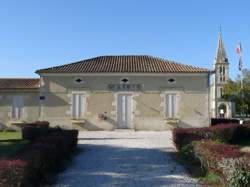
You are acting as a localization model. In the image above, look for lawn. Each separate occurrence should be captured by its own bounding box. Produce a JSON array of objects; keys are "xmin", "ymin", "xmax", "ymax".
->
[
  {"xmin": 0, "ymin": 132, "xmax": 28, "ymax": 159},
  {"xmin": 0, "ymin": 132, "xmax": 22, "ymax": 140}
]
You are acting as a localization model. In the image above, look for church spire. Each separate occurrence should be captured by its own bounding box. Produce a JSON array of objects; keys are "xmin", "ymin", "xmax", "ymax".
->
[{"xmin": 215, "ymin": 30, "xmax": 228, "ymax": 64}]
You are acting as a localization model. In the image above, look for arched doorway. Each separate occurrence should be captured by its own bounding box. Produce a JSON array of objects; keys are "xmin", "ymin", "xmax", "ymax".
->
[{"xmin": 218, "ymin": 104, "xmax": 227, "ymax": 118}]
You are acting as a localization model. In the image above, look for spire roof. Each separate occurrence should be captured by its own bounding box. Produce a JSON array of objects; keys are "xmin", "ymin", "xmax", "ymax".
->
[{"xmin": 215, "ymin": 32, "xmax": 228, "ymax": 64}]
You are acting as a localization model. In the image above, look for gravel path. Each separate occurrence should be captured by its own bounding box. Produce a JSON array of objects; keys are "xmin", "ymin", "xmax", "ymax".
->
[{"xmin": 54, "ymin": 131, "xmax": 201, "ymax": 187}]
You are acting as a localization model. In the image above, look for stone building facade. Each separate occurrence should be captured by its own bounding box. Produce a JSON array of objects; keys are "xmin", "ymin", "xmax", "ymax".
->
[{"xmin": 0, "ymin": 55, "xmax": 211, "ymax": 130}]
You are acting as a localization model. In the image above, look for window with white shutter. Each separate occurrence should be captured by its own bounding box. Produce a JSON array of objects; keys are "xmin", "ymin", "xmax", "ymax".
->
[
  {"xmin": 12, "ymin": 96, "xmax": 24, "ymax": 120},
  {"xmin": 72, "ymin": 93, "xmax": 86, "ymax": 119},
  {"xmin": 165, "ymin": 94, "xmax": 177, "ymax": 118}
]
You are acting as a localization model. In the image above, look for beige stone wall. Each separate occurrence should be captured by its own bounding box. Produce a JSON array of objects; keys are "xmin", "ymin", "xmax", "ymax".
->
[
  {"xmin": 0, "ymin": 91, "xmax": 39, "ymax": 129},
  {"xmin": 38, "ymin": 74, "xmax": 210, "ymax": 130},
  {"xmin": 0, "ymin": 74, "xmax": 210, "ymax": 130}
]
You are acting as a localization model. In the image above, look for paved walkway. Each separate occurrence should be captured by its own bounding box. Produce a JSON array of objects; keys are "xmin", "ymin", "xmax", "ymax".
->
[{"xmin": 54, "ymin": 131, "xmax": 201, "ymax": 187}]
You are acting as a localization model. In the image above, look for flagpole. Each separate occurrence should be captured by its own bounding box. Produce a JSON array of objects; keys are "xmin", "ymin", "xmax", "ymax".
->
[
  {"xmin": 237, "ymin": 42, "xmax": 244, "ymax": 117},
  {"xmin": 240, "ymin": 66, "xmax": 244, "ymax": 117}
]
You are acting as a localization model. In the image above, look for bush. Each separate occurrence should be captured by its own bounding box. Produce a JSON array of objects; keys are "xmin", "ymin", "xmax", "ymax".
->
[
  {"xmin": 0, "ymin": 159, "xmax": 27, "ymax": 187},
  {"xmin": 26, "ymin": 121, "xmax": 50, "ymax": 128},
  {"xmin": 173, "ymin": 123, "xmax": 250, "ymax": 186},
  {"xmin": 193, "ymin": 141, "xmax": 250, "ymax": 185},
  {"xmin": 22, "ymin": 121, "xmax": 50, "ymax": 142},
  {"xmin": 228, "ymin": 166, "xmax": 250, "ymax": 187},
  {"xmin": 211, "ymin": 118, "xmax": 239, "ymax": 126},
  {"xmin": 179, "ymin": 141, "xmax": 199, "ymax": 160},
  {"xmin": 0, "ymin": 127, "xmax": 79, "ymax": 186},
  {"xmin": 233, "ymin": 124, "xmax": 250, "ymax": 143},
  {"xmin": 173, "ymin": 123, "xmax": 238, "ymax": 150}
]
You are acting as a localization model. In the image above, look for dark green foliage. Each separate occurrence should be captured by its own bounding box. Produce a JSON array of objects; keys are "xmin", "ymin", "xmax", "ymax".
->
[
  {"xmin": 229, "ymin": 167, "xmax": 250, "ymax": 187},
  {"xmin": 211, "ymin": 118, "xmax": 239, "ymax": 126}
]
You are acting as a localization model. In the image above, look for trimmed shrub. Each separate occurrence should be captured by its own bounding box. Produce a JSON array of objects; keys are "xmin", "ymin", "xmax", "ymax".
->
[
  {"xmin": 173, "ymin": 123, "xmax": 238, "ymax": 150},
  {"xmin": 22, "ymin": 121, "xmax": 50, "ymax": 142},
  {"xmin": 174, "ymin": 123, "xmax": 250, "ymax": 186},
  {"xmin": 233, "ymin": 124, "xmax": 250, "ymax": 142},
  {"xmin": 27, "ymin": 121, "xmax": 50, "ymax": 128},
  {"xmin": 0, "ymin": 159, "xmax": 27, "ymax": 187},
  {"xmin": 1, "ymin": 127, "xmax": 79, "ymax": 186},
  {"xmin": 211, "ymin": 118, "xmax": 239, "ymax": 126},
  {"xmin": 194, "ymin": 141, "xmax": 250, "ymax": 184}
]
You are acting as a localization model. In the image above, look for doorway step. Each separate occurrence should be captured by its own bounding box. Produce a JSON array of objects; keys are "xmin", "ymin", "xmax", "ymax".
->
[{"xmin": 114, "ymin": 129, "xmax": 135, "ymax": 132}]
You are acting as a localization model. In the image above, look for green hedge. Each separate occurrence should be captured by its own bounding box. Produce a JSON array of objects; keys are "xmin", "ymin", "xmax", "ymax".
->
[{"xmin": 173, "ymin": 123, "xmax": 250, "ymax": 150}]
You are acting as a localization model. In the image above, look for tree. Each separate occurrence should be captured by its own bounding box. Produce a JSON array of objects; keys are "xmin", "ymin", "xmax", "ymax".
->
[{"xmin": 222, "ymin": 69, "xmax": 250, "ymax": 117}]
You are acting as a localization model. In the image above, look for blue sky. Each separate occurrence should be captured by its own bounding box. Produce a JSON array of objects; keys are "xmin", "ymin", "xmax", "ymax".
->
[{"xmin": 0, "ymin": 0, "xmax": 249, "ymax": 79}]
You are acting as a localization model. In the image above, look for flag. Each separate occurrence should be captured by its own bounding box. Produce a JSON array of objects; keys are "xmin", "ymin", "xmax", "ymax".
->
[
  {"xmin": 236, "ymin": 42, "xmax": 242, "ymax": 56},
  {"xmin": 236, "ymin": 42, "xmax": 243, "ymax": 71}
]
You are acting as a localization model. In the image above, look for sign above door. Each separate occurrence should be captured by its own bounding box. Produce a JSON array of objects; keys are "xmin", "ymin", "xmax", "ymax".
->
[{"xmin": 107, "ymin": 84, "xmax": 142, "ymax": 91}]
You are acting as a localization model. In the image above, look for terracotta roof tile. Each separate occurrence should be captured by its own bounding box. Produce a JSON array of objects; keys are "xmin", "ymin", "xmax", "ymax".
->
[
  {"xmin": 36, "ymin": 55, "xmax": 211, "ymax": 74},
  {"xmin": 0, "ymin": 78, "xmax": 40, "ymax": 90}
]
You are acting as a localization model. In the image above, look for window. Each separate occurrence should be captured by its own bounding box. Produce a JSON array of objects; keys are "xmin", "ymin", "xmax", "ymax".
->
[
  {"xmin": 72, "ymin": 93, "xmax": 86, "ymax": 119},
  {"xmin": 120, "ymin": 78, "xmax": 129, "ymax": 84},
  {"xmin": 219, "ymin": 66, "xmax": 222, "ymax": 74},
  {"xmin": 165, "ymin": 94, "xmax": 177, "ymax": 118},
  {"xmin": 168, "ymin": 78, "xmax": 176, "ymax": 84},
  {"xmin": 12, "ymin": 96, "xmax": 23, "ymax": 120},
  {"xmin": 74, "ymin": 77, "xmax": 84, "ymax": 84},
  {"xmin": 220, "ymin": 87, "xmax": 224, "ymax": 97}
]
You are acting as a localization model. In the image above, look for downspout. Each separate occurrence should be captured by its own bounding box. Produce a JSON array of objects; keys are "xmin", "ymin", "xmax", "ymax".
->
[{"xmin": 208, "ymin": 72, "xmax": 211, "ymax": 126}]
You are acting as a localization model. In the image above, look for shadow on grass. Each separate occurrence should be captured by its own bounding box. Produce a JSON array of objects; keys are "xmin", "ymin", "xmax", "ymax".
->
[{"xmin": 0, "ymin": 139, "xmax": 29, "ymax": 159}]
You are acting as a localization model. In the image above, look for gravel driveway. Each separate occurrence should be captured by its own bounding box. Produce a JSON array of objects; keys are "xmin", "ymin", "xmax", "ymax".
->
[{"xmin": 54, "ymin": 131, "xmax": 201, "ymax": 187}]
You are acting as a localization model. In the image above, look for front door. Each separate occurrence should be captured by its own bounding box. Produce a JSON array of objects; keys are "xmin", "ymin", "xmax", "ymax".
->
[{"xmin": 117, "ymin": 94, "xmax": 132, "ymax": 129}]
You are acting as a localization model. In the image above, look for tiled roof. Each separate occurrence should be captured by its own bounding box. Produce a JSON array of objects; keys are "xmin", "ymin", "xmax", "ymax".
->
[
  {"xmin": 0, "ymin": 78, "xmax": 40, "ymax": 90},
  {"xmin": 36, "ymin": 55, "xmax": 211, "ymax": 74}
]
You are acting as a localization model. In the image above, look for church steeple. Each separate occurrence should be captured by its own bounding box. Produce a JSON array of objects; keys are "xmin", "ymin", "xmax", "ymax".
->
[
  {"xmin": 211, "ymin": 29, "xmax": 233, "ymax": 118},
  {"xmin": 215, "ymin": 31, "xmax": 229, "ymax": 64}
]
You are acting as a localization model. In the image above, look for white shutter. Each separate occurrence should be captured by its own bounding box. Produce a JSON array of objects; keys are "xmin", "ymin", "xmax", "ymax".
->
[
  {"xmin": 72, "ymin": 93, "xmax": 86, "ymax": 119},
  {"xmin": 12, "ymin": 96, "xmax": 23, "ymax": 120},
  {"xmin": 172, "ymin": 94, "xmax": 177, "ymax": 117},
  {"xmin": 82, "ymin": 95, "xmax": 86, "ymax": 118},
  {"xmin": 166, "ymin": 94, "xmax": 177, "ymax": 118},
  {"xmin": 72, "ymin": 94, "xmax": 77, "ymax": 119}
]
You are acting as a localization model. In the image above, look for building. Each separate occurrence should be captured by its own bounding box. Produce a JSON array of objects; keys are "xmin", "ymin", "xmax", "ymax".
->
[
  {"xmin": 210, "ymin": 32, "xmax": 234, "ymax": 118},
  {"xmin": 0, "ymin": 55, "xmax": 211, "ymax": 130}
]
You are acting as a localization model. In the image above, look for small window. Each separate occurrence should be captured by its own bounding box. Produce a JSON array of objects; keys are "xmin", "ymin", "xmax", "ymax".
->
[
  {"xmin": 220, "ymin": 87, "xmax": 224, "ymax": 97},
  {"xmin": 165, "ymin": 94, "xmax": 177, "ymax": 118},
  {"xmin": 39, "ymin": 96, "xmax": 46, "ymax": 100},
  {"xmin": 219, "ymin": 66, "xmax": 222, "ymax": 74},
  {"xmin": 74, "ymin": 77, "xmax": 84, "ymax": 84},
  {"xmin": 121, "ymin": 78, "xmax": 129, "ymax": 84},
  {"xmin": 168, "ymin": 78, "xmax": 176, "ymax": 84}
]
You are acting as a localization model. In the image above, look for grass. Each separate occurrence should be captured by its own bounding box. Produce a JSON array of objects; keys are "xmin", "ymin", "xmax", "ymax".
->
[
  {"xmin": 0, "ymin": 132, "xmax": 22, "ymax": 140},
  {"xmin": 199, "ymin": 172, "xmax": 222, "ymax": 186},
  {"xmin": 0, "ymin": 132, "xmax": 28, "ymax": 159}
]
